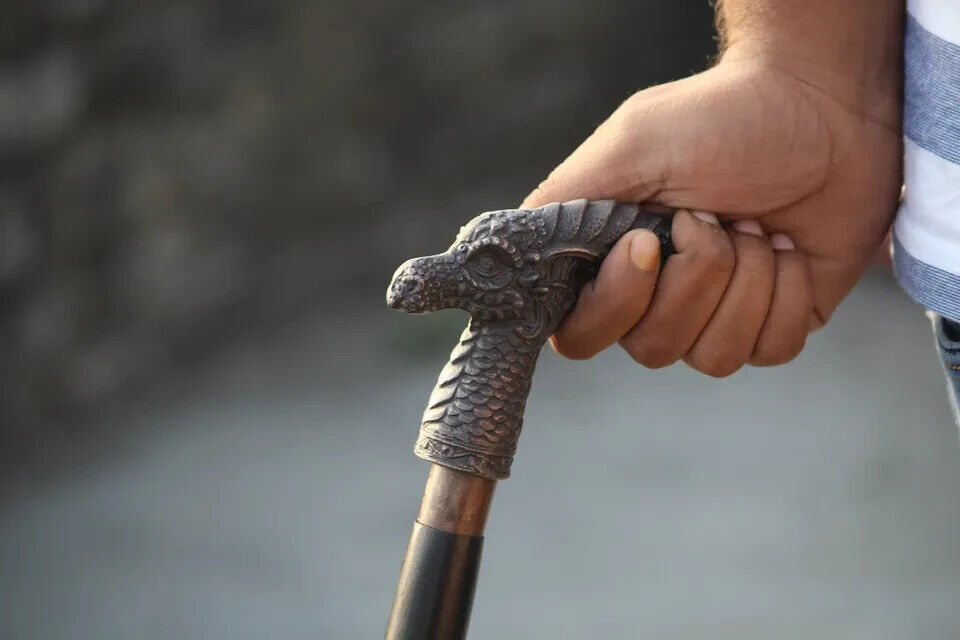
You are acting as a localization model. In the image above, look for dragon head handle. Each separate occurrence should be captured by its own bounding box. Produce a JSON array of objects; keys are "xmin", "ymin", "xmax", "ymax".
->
[{"xmin": 387, "ymin": 200, "xmax": 673, "ymax": 479}]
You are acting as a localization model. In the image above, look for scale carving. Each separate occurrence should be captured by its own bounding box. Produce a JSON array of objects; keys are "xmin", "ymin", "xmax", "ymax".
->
[{"xmin": 387, "ymin": 200, "xmax": 673, "ymax": 479}]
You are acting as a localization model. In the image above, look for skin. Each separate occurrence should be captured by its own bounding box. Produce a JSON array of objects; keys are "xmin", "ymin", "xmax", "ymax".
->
[{"xmin": 521, "ymin": 0, "xmax": 904, "ymax": 377}]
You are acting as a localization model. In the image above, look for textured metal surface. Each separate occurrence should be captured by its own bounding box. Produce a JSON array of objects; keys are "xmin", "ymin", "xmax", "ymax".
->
[{"xmin": 387, "ymin": 199, "xmax": 673, "ymax": 479}]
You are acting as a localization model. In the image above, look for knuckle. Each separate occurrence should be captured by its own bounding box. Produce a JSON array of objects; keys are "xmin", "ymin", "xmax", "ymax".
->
[
  {"xmin": 623, "ymin": 336, "xmax": 681, "ymax": 369},
  {"xmin": 557, "ymin": 344, "xmax": 595, "ymax": 361},
  {"xmin": 551, "ymin": 334, "xmax": 596, "ymax": 361},
  {"xmin": 690, "ymin": 234, "xmax": 735, "ymax": 279},
  {"xmin": 620, "ymin": 90, "xmax": 649, "ymax": 119},
  {"xmin": 732, "ymin": 240, "xmax": 775, "ymax": 280},
  {"xmin": 686, "ymin": 347, "xmax": 742, "ymax": 378},
  {"xmin": 532, "ymin": 177, "xmax": 559, "ymax": 203},
  {"xmin": 736, "ymin": 257, "xmax": 773, "ymax": 284},
  {"xmin": 752, "ymin": 335, "xmax": 805, "ymax": 366}
]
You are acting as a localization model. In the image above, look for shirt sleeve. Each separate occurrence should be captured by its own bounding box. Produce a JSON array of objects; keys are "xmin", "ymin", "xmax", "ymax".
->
[{"xmin": 893, "ymin": 3, "xmax": 960, "ymax": 323}]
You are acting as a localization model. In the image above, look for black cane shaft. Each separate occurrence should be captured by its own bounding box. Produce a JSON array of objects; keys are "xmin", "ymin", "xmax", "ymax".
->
[
  {"xmin": 385, "ymin": 522, "xmax": 484, "ymax": 640},
  {"xmin": 387, "ymin": 466, "xmax": 495, "ymax": 639}
]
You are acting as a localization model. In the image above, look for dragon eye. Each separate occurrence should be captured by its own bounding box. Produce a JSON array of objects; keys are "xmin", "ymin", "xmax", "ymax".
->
[
  {"xmin": 465, "ymin": 247, "xmax": 511, "ymax": 288},
  {"xmin": 476, "ymin": 255, "xmax": 499, "ymax": 275}
]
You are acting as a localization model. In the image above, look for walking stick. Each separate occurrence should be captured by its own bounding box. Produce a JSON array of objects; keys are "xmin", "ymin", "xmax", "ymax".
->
[{"xmin": 385, "ymin": 199, "xmax": 675, "ymax": 639}]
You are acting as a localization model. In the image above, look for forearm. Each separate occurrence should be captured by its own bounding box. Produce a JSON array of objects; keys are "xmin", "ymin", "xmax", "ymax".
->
[{"xmin": 716, "ymin": 0, "xmax": 904, "ymax": 125}]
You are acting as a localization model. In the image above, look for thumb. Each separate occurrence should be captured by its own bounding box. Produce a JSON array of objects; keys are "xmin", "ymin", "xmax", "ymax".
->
[
  {"xmin": 550, "ymin": 228, "xmax": 661, "ymax": 360},
  {"xmin": 521, "ymin": 84, "xmax": 681, "ymax": 209}
]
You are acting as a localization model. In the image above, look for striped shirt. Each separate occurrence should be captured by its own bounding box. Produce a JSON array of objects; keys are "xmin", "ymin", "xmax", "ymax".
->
[{"xmin": 894, "ymin": 0, "xmax": 960, "ymax": 321}]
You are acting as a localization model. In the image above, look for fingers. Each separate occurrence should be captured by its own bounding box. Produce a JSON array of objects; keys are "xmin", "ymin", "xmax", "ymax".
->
[
  {"xmin": 618, "ymin": 210, "xmax": 735, "ymax": 368},
  {"xmin": 550, "ymin": 229, "xmax": 661, "ymax": 360},
  {"xmin": 750, "ymin": 234, "xmax": 814, "ymax": 366},
  {"xmin": 682, "ymin": 219, "xmax": 775, "ymax": 377},
  {"xmin": 547, "ymin": 209, "xmax": 812, "ymax": 374}
]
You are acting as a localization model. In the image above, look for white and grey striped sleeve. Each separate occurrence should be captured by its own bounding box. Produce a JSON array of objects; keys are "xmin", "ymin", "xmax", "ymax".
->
[{"xmin": 893, "ymin": 0, "xmax": 960, "ymax": 322}]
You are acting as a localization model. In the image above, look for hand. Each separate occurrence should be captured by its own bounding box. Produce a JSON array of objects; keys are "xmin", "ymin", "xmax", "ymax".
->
[{"xmin": 522, "ymin": 55, "xmax": 902, "ymax": 376}]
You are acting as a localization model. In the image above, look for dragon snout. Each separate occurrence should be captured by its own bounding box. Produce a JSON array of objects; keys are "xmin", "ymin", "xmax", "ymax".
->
[
  {"xmin": 387, "ymin": 268, "xmax": 424, "ymax": 311},
  {"xmin": 387, "ymin": 254, "xmax": 455, "ymax": 313}
]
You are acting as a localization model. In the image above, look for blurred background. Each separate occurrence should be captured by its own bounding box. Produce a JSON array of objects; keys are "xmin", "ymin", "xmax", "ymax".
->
[{"xmin": 2, "ymin": 1, "xmax": 959, "ymax": 638}]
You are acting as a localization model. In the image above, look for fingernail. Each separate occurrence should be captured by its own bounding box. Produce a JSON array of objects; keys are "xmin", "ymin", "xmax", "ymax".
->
[
  {"xmin": 692, "ymin": 210, "xmax": 720, "ymax": 225},
  {"xmin": 629, "ymin": 230, "xmax": 660, "ymax": 272},
  {"xmin": 771, "ymin": 233, "xmax": 796, "ymax": 251},
  {"xmin": 732, "ymin": 219, "xmax": 764, "ymax": 237}
]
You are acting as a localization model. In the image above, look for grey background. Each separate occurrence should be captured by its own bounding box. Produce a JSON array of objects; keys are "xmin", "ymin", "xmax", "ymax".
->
[
  {"xmin": 2, "ymin": 1, "xmax": 959, "ymax": 638},
  {"xmin": 0, "ymin": 0, "xmax": 714, "ymax": 430},
  {"xmin": 3, "ymin": 272, "xmax": 960, "ymax": 638}
]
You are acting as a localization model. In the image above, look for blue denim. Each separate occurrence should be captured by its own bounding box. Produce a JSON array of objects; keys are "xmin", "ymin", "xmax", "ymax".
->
[{"xmin": 934, "ymin": 315, "xmax": 960, "ymax": 424}]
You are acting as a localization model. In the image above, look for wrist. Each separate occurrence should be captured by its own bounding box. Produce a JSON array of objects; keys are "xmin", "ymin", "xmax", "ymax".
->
[
  {"xmin": 715, "ymin": 0, "xmax": 903, "ymax": 129},
  {"xmin": 718, "ymin": 40, "xmax": 901, "ymax": 129}
]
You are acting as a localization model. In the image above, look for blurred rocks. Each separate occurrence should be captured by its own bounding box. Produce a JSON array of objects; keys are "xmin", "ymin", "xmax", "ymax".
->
[{"xmin": 0, "ymin": 0, "xmax": 713, "ymax": 431}]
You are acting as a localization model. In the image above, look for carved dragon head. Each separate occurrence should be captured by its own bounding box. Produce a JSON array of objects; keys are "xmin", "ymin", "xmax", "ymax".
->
[{"xmin": 387, "ymin": 199, "xmax": 667, "ymax": 341}]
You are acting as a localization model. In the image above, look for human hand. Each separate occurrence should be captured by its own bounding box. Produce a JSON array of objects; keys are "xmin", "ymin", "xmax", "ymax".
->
[{"xmin": 522, "ymin": 52, "xmax": 902, "ymax": 376}]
